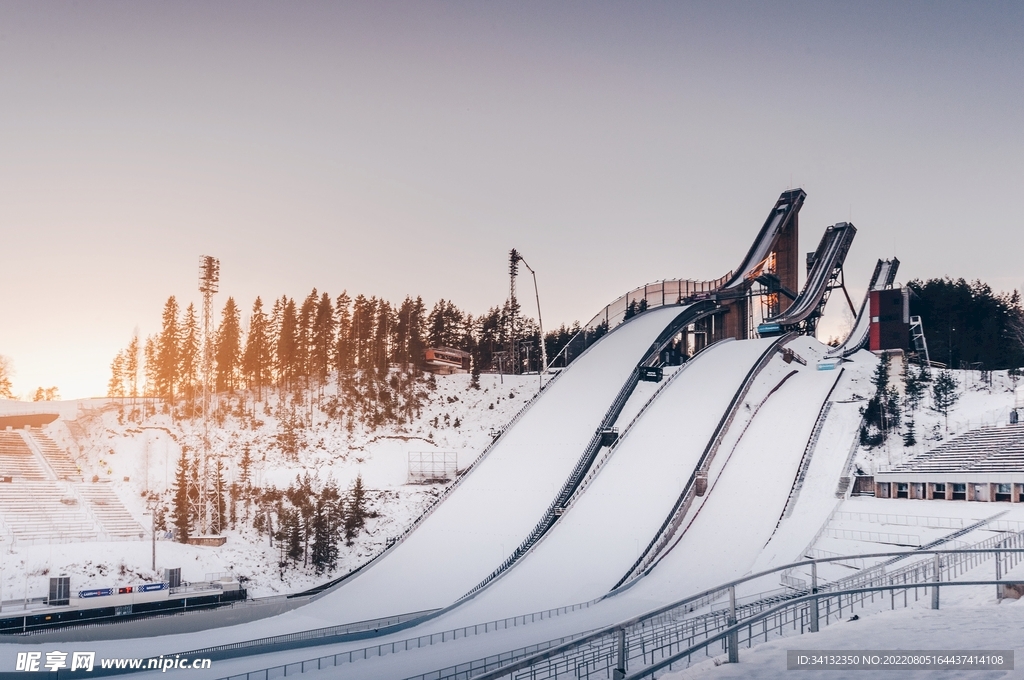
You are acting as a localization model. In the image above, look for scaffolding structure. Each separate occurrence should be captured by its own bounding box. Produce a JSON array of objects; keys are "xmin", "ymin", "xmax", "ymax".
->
[{"xmin": 407, "ymin": 451, "xmax": 458, "ymax": 484}]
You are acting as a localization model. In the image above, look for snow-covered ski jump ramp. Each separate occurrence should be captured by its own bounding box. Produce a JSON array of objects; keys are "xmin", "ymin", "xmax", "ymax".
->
[
  {"xmin": 297, "ymin": 304, "xmax": 706, "ymax": 624},
  {"xmin": 441, "ymin": 336, "xmax": 780, "ymax": 620}
]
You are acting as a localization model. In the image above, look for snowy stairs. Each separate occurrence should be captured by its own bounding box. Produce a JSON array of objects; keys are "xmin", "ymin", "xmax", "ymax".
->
[
  {"xmin": 0, "ymin": 481, "xmax": 99, "ymax": 544},
  {"xmin": 77, "ymin": 483, "xmax": 145, "ymax": 539},
  {"xmin": 895, "ymin": 424, "xmax": 1024, "ymax": 473},
  {"xmin": 835, "ymin": 477, "xmax": 851, "ymax": 498},
  {"xmin": 21, "ymin": 429, "xmax": 82, "ymax": 481},
  {"xmin": 781, "ymin": 400, "xmax": 834, "ymax": 519},
  {"xmin": 0, "ymin": 430, "xmax": 49, "ymax": 480}
]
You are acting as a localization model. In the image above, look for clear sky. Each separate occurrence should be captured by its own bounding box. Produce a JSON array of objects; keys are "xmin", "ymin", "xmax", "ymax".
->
[{"xmin": 1, "ymin": 1, "xmax": 1022, "ymax": 399}]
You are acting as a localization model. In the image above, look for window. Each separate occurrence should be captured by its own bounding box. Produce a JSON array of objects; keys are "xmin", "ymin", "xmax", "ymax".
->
[
  {"xmin": 998, "ymin": 484, "xmax": 1011, "ymax": 494},
  {"xmin": 934, "ymin": 483, "xmax": 946, "ymax": 493}
]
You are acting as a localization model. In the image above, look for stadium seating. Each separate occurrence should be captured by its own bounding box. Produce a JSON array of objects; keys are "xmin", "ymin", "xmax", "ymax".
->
[
  {"xmin": 0, "ymin": 481, "xmax": 98, "ymax": 543},
  {"xmin": 895, "ymin": 424, "xmax": 1024, "ymax": 473},
  {"xmin": 77, "ymin": 483, "xmax": 145, "ymax": 539},
  {"xmin": 23, "ymin": 429, "xmax": 82, "ymax": 480},
  {"xmin": 0, "ymin": 430, "xmax": 48, "ymax": 480}
]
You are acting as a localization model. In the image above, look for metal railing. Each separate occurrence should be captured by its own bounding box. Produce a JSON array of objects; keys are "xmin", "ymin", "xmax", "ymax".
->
[
  {"xmin": 198, "ymin": 532, "xmax": 1024, "ymax": 680},
  {"xmin": 466, "ymin": 535, "xmax": 1024, "ymax": 680},
  {"xmin": 208, "ymin": 601, "xmax": 608, "ymax": 680},
  {"xmin": 546, "ymin": 276, "xmax": 731, "ymax": 370}
]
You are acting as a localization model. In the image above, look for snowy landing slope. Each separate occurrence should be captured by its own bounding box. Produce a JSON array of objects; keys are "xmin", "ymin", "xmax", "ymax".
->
[
  {"xmin": 446, "ymin": 337, "xmax": 776, "ymax": 621},
  {"xmin": 621, "ymin": 336, "xmax": 841, "ymax": 607},
  {"xmin": 753, "ymin": 351, "xmax": 877, "ymax": 572}
]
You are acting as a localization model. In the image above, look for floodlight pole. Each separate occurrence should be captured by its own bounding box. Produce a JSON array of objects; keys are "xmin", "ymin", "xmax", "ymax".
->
[
  {"xmin": 509, "ymin": 250, "xmax": 519, "ymax": 374},
  {"xmin": 509, "ymin": 253, "xmax": 548, "ymax": 391},
  {"xmin": 509, "ymin": 251, "xmax": 547, "ymax": 380}
]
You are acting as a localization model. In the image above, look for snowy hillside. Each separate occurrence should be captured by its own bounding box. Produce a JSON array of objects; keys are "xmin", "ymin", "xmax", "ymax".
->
[
  {"xmin": 1, "ymin": 373, "xmax": 538, "ymax": 600},
  {"xmin": 854, "ymin": 364, "xmax": 1021, "ymax": 474}
]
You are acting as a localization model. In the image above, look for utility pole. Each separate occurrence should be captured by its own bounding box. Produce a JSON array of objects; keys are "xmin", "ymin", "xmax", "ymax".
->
[{"xmin": 199, "ymin": 256, "xmax": 220, "ymax": 535}]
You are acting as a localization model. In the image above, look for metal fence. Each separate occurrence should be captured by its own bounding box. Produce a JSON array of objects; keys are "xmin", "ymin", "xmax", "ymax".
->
[{"xmin": 465, "ymin": 533, "xmax": 1024, "ymax": 680}]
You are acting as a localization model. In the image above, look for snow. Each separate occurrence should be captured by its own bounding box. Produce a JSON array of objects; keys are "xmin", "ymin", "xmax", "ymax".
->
[
  {"xmin": 444, "ymin": 337, "xmax": 776, "ymax": 621},
  {"xmin": 753, "ymin": 354, "xmax": 877, "ymax": 572},
  {"xmin": 616, "ymin": 337, "xmax": 840, "ymax": 608},
  {"xmin": 2, "ymin": 334, "xmax": 1023, "ymax": 680}
]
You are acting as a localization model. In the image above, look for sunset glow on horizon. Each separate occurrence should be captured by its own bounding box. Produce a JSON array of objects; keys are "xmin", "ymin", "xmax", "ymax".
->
[{"xmin": 2, "ymin": 2, "xmax": 1022, "ymax": 399}]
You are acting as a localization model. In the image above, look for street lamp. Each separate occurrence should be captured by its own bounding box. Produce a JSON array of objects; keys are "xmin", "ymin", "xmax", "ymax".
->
[
  {"xmin": 509, "ymin": 251, "xmax": 547, "ymax": 386},
  {"xmin": 144, "ymin": 495, "xmax": 159, "ymax": 572}
]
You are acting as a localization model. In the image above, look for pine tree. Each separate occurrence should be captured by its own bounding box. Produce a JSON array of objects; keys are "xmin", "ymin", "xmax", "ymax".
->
[
  {"xmin": 243, "ymin": 297, "xmax": 272, "ymax": 402},
  {"xmin": 351, "ymin": 295, "xmax": 373, "ymax": 369},
  {"xmin": 179, "ymin": 304, "xmax": 201, "ymax": 416},
  {"xmin": 902, "ymin": 361, "xmax": 927, "ymax": 412},
  {"xmin": 216, "ymin": 297, "xmax": 242, "ymax": 393},
  {"xmin": 239, "ymin": 444, "xmax": 253, "ymax": 522},
  {"xmin": 334, "ymin": 291, "xmax": 353, "ymax": 377},
  {"xmin": 344, "ymin": 474, "xmax": 367, "ymax": 544},
  {"xmin": 188, "ymin": 452, "xmax": 201, "ymax": 535},
  {"xmin": 310, "ymin": 481, "xmax": 341, "ymax": 574},
  {"xmin": 932, "ymin": 369, "xmax": 960, "ymax": 431},
  {"xmin": 903, "ymin": 418, "xmax": 917, "ymax": 447},
  {"xmin": 297, "ymin": 290, "xmax": 319, "ymax": 406},
  {"xmin": 125, "ymin": 334, "xmax": 140, "ymax": 413},
  {"xmin": 0, "ymin": 355, "xmax": 13, "ymax": 400},
  {"xmin": 861, "ymin": 353, "xmax": 901, "ymax": 446},
  {"xmin": 283, "ymin": 506, "xmax": 303, "ymax": 565},
  {"xmin": 156, "ymin": 296, "xmax": 181, "ymax": 410},
  {"xmin": 172, "ymin": 449, "xmax": 191, "ymax": 543},
  {"xmin": 374, "ymin": 299, "xmax": 394, "ymax": 375},
  {"xmin": 470, "ymin": 353, "xmax": 481, "ymax": 389},
  {"xmin": 311, "ymin": 292, "xmax": 335, "ymax": 402},
  {"xmin": 212, "ymin": 458, "xmax": 227, "ymax": 534},
  {"xmin": 277, "ymin": 297, "xmax": 298, "ymax": 393},
  {"xmin": 108, "ymin": 350, "xmax": 126, "ymax": 399},
  {"xmin": 143, "ymin": 335, "xmax": 158, "ymax": 395}
]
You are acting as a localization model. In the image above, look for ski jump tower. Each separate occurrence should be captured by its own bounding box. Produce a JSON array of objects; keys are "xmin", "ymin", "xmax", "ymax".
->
[{"xmin": 714, "ymin": 189, "xmax": 805, "ymax": 340}]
